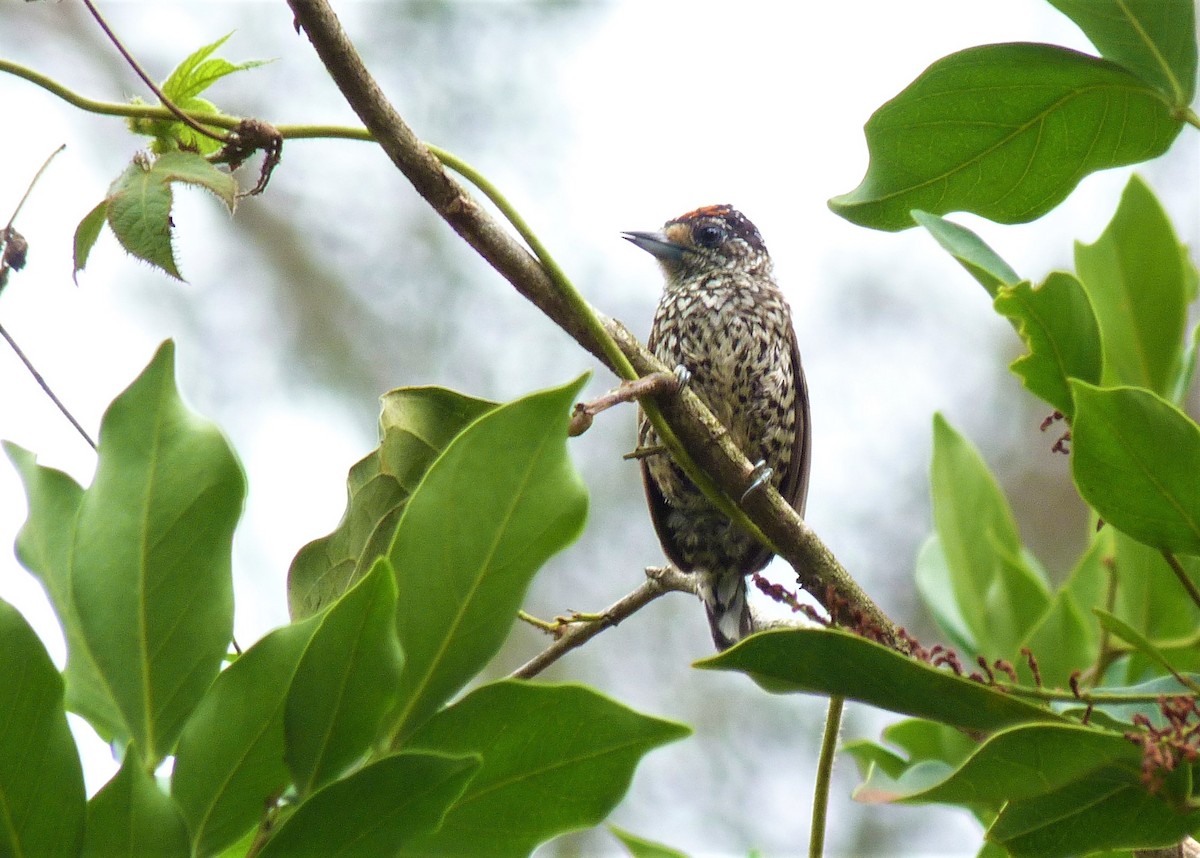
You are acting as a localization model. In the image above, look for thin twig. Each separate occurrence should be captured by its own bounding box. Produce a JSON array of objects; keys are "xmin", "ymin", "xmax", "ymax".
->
[
  {"xmin": 3, "ymin": 145, "xmax": 65, "ymax": 234},
  {"xmin": 80, "ymin": 0, "xmax": 229, "ymax": 145},
  {"xmin": 569, "ymin": 371, "xmax": 680, "ymax": 436},
  {"xmin": 0, "ymin": 323, "xmax": 96, "ymax": 450},
  {"xmin": 510, "ymin": 566, "xmax": 696, "ymax": 679},
  {"xmin": 1163, "ymin": 551, "xmax": 1200, "ymax": 613}
]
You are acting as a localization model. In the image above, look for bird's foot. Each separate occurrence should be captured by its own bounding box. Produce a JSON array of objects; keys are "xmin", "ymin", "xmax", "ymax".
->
[
  {"xmin": 672, "ymin": 364, "xmax": 692, "ymax": 389},
  {"xmin": 741, "ymin": 459, "xmax": 773, "ymax": 502}
]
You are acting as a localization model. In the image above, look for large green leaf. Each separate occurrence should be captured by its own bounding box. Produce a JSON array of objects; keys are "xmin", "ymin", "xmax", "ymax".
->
[
  {"xmin": 172, "ymin": 617, "xmax": 319, "ymax": 857},
  {"xmin": 7, "ymin": 341, "xmax": 243, "ymax": 767},
  {"xmin": 0, "ymin": 599, "xmax": 86, "ymax": 858},
  {"xmin": 288, "ymin": 387, "xmax": 497, "ymax": 620},
  {"xmin": 1070, "ymin": 381, "xmax": 1200, "ymax": 554},
  {"xmin": 285, "ymin": 558, "xmax": 404, "ymax": 797},
  {"xmin": 829, "ymin": 43, "xmax": 1180, "ymax": 231},
  {"xmin": 888, "ymin": 721, "xmax": 1199, "ymax": 855},
  {"xmin": 697, "ymin": 628, "xmax": 1062, "ymax": 732},
  {"xmin": 1046, "ymin": 0, "xmax": 1196, "ymax": 104},
  {"xmin": 83, "ymin": 753, "xmax": 189, "ymax": 858},
  {"xmin": 930, "ymin": 415, "xmax": 1050, "ymax": 657},
  {"xmin": 1074, "ymin": 176, "xmax": 1192, "ymax": 395},
  {"xmin": 1109, "ymin": 531, "xmax": 1200, "ymax": 656},
  {"xmin": 402, "ymin": 680, "xmax": 690, "ymax": 856},
  {"xmin": 258, "ymin": 752, "xmax": 479, "ymax": 858},
  {"xmin": 387, "ymin": 377, "xmax": 589, "ymax": 742},
  {"xmin": 993, "ymin": 272, "xmax": 1102, "ymax": 417}
]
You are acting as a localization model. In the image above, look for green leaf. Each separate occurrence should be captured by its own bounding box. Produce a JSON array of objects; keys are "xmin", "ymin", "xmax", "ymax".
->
[
  {"xmin": 106, "ymin": 156, "xmax": 181, "ymax": 279},
  {"xmin": 1108, "ymin": 531, "xmax": 1200, "ymax": 664},
  {"xmin": 258, "ymin": 752, "xmax": 479, "ymax": 858},
  {"xmin": 104, "ymin": 152, "xmax": 237, "ymax": 280},
  {"xmin": 160, "ymin": 33, "xmax": 267, "ymax": 104},
  {"xmin": 1069, "ymin": 381, "xmax": 1200, "ymax": 553},
  {"xmin": 1019, "ymin": 589, "xmax": 1095, "ymax": 689},
  {"xmin": 74, "ymin": 341, "xmax": 242, "ymax": 766},
  {"xmin": 829, "ymin": 43, "xmax": 1181, "ymax": 231},
  {"xmin": 931, "ymin": 415, "xmax": 1050, "ymax": 657},
  {"xmin": 1046, "ymin": 0, "xmax": 1197, "ymax": 104},
  {"xmin": 387, "ymin": 376, "xmax": 589, "ymax": 741},
  {"xmin": 172, "ymin": 617, "xmax": 319, "ymax": 857},
  {"xmin": 1074, "ymin": 176, "xmax": 1192, "ymax": 394},
  {"xmin": 73, "ymin": 199, "xmax": 108, "ymax": 284},
  {"xmin": 993, "ymin": 272, "xmax": 1103, "ymax": 417},
  {"xmin": 911, "ymin": 210, "xmax": 1021, "ymax": 297},
  {"xmin": 1094, "ymin": 609, "xmax": 1200, "ymax": 691},
  {"xmin": 697, "ymin": 628, "xmax": 1062, "ymax": 732},
  {"xmin": 4, "ymin": 443, "xmax": 123, "ymax": 739},
  {"xmin": 83, "ymin": 753, "xmax": 189, "ymax": 858},
  {"xmin": 987, "ymin": 765, "xmax": 1199, "ymax": 857},
  {"xmin": 152, "ymin": 150, "xmax": 237, "ymax": 212},
  {"xmin": 288, "ymin": 387, "xmax": 497, "ymax": 620},
  {"xmin": 402, "ymin": 680, "xmax": 690, "ymax": 857},
  {"xmin": 0, "ymin": 599, "xmax": 86, "ymax": 858},
  {"xmin": 608, "ymin": 825, "xmax": 690, "ymax": 858},
  {"xmin": 285, "ymin": 558, "xmax": 405, "ymax": 797},
  {"xmin": 914, "ymin": 534, "xmax": 976, "ymax": 652},
  {"xmin": 7, "ymin": 342, "xmax": 243, "ymax": 764},
  {"xmin": 909, "ymin": 723, "xmax": 1138, "ymax": 807}
]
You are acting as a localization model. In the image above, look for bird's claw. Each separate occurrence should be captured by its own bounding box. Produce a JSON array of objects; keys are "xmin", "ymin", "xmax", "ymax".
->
[
  {"xmin": 741, "ymin": 459, "xmax": 773, "ymax": 502},
  {"xmin": 673, "ymin": 364, "xmax": 692, "ymax": 389}
]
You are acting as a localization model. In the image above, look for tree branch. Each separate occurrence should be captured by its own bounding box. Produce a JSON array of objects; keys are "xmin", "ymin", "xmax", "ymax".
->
[
  {"xmin": 511, "ymin": 566, "xmax": 697, "ymax": 679},
  {"xmin": 284, "ymin": 0, "xmax": 907, "ymax": 653}
]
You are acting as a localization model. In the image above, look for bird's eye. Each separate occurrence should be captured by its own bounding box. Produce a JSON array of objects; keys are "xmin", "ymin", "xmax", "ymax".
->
[{"xmin": 693, "ymin": 224, "xmax": 725, "ymax": 248}]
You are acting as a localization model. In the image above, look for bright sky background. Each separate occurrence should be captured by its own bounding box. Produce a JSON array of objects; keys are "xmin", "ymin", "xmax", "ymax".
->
[{"xmin": 1, "ymin": 2, "xmax": 1197, "ymax": 855}]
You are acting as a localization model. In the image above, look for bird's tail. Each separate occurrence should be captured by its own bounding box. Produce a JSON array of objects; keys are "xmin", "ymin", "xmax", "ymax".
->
[{"xmin": 698, "ymin": 572, "xmax": 753, "ymax": 651}]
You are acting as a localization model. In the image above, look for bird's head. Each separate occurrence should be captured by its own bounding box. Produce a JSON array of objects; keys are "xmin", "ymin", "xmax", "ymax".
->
[{"xmin": 623, "ymin": 204, "xmax": 771, "ymax": 281}]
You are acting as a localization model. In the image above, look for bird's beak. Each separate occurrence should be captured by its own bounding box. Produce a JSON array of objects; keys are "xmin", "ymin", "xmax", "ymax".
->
[{"xmin": 622, "ymin": 230, "xmax": 686, "ymax": 261}]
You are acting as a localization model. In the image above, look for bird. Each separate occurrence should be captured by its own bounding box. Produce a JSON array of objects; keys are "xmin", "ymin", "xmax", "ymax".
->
[{"xmin": 624, "ymin": 204, "xmax": 811, "ymax": 651}]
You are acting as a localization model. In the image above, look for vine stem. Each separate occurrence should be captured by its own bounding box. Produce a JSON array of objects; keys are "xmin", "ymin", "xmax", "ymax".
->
[
  {"xmin": 809, "ymin": 696, "xmax": 844, "ymax": 858},
  {"xmin": 79, "ymin": 0, "xmax": 228, "ymax": 145}
]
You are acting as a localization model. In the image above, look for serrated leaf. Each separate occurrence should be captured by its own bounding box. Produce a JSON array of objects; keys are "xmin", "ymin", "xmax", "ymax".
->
[
  {"xmin": 83, "ymin": 752, "xmax": 189, "ymax": 858},
  {"xmin": 608, "ymin": 825, "xmax": 690, "ymax": 858},
  {"xmin": 402, "ymin": 680, "xmax": 690, "ymax": 857},
  {"xmin": 288, "ymin": 387, "xmax": 497, "ymax": 620},
  {"xmin": 912, "ymin": 210, "xmax": 1021, "ymax": 297},
  {"xmin": 152, "ymin": 150, "xmax": 237, "ymax": 213},
  {"xmin": 387, "ymin": 377, "xmax": 589, "ymax": 742},
  {"xmin": 73, "ymin": 199, "xmax": 108, "ymax": 284},
  {"xmin": 993, "ymin": 272, "xmax": 1102, "ymax": 417},
  {"xmin": 1070, "ymin": 381, "xmax": 1200, "ymax": 554},
  {"xmin": 107, "ymin": 157, "xmax": 180, "ymax": 279},
  {"xmin": 258, "ymin": 752, "xmax": 478, "ymax": 858},
  {"xmin": 1046, "ymin": 0, "xmax": 1196, "ymax": 104},
  {"xmin": 931, "ymin": 415, "xmax": 1050, "ymax": 657},
  {"xmin": 285, "ymin": 558, "xmax": 405, "ymax": 797},
  {"xmin": 0, "ymin": 598, "xmax": 86, "ymax": 858},
  {"xmin": 1075, "ymin": 175, "xmax": 1192, "ymax": 395},
  {"xmin": 172, "ymin": 617, "xmax": 319, "ymax": 857},
  {"xmin": 829, "ymin": 43, "xmax": 1181, "ymax": 231},
  {"xmin": 161, "ymin": 33, "xmax": 267, "ymax": 103},
  {"xmin": 697, "ymin": 628, "xmax": 1062, "ymax": 732}
]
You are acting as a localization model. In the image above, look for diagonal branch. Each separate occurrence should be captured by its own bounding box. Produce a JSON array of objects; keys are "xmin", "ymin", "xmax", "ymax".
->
[{"xmin": 285, "ymin": 0, "xmax": 907, "ymax": 654}]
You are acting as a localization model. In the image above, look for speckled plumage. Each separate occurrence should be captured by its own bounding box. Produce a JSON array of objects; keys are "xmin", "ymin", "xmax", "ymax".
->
[{"xmin": 626, "ymin": 205, "xmax": 810, "ymax": 650}]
